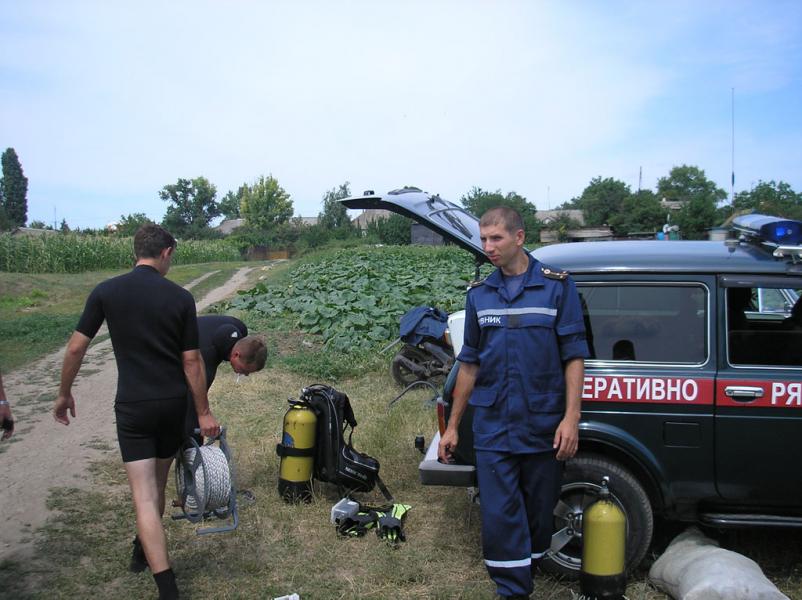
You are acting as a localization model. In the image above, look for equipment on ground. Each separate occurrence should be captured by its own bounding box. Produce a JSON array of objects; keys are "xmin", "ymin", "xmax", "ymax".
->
[
  {"xmin": 580, "ymin": 476, "xmax": 627, "ymax": 600},
  {"xmin": 276, "ymin": 400, "xmax": 317, "ymax": 502},
  {"xmin": 331, "ymin": 497, "xmax": 360, "ymax": 524},
  {"xmin": 280, "ymin": 384, "xmax": 393, "ymax": 503},
  {"xmin": 173, "ymin": 428, "xmax": 238, "ymax": 534},
  {"xmin": 376, "ymin": 503, "xmax": 412, "ymax": 544}
]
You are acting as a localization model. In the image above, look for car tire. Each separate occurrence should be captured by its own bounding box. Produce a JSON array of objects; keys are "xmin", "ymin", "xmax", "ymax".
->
[{"xmin": 540, "ymin": 453, "xmax": 654, "ymax": 580}]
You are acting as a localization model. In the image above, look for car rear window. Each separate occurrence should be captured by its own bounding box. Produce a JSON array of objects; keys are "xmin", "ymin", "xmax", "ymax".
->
[
  {"xmin": 579, "ymin": 284, "xmax": 707, "ymax": 364},
  {"xmin": 727, "ymin": 285, "xmax": 802, "ymax": 367}
]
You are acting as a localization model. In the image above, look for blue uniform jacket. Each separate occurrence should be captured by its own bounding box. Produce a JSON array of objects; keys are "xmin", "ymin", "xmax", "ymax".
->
[{"xmin": 457, "ymin": 256, "xmax": 589, "ymax": 453}]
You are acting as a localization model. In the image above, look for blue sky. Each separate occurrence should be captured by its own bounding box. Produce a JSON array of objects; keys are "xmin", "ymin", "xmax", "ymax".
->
[{"xmin": 1, "ymin": 1, "xmax": 800, "ymax": 229}]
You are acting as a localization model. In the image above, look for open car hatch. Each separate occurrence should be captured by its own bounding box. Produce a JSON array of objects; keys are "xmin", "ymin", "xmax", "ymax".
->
[{"xmin": 340, "ymin": 188, "xmax": 487, "ymax": 262}]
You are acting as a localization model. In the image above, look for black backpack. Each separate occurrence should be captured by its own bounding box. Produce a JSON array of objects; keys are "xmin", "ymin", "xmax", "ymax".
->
[{"xmin": 300, "ymin": 384, "xmax": 392, "ymax": 501}]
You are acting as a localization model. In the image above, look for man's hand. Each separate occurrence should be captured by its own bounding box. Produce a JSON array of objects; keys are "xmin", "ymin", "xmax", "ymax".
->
[
  {"xmin": 438, "ymin": 428, "xmax": 458, "ymax": 463},
  {"xmin": 1, "ymin": 404, "xmax": 13, "ymax": 440},
  {"xmin": 553, "ymin": 416, "xmax": 579, "ymax": 461},
  {"xmin": 198, "ymin": 412, "xmax": 221, "ymax": 439},
  {"xmin": 53, "ymin": 394, "xmax": 77, "ymax": 426}
]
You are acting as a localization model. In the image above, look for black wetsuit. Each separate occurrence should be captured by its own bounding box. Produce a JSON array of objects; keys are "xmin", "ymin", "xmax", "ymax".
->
[
  {"xmin": 185, "ymin": 315, "xmax": 248, "ymax": 439},
  {"xmin": 76, "ymin": 265, "xmax": 198, "ymax": 461}
]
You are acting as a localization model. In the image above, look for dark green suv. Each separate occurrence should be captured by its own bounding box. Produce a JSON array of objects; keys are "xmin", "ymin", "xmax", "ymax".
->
[{"xmin": 342, "ymin": 190, "xmax": 802, "ymax": 578}]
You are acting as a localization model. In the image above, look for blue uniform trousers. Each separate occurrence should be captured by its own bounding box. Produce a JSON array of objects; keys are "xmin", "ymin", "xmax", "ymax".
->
[{"xmin": 476, "ymin": 449, "xmax": 563, "ymax": 598}]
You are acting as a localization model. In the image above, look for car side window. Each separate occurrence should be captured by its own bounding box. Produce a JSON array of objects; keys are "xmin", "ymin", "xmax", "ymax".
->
[
  {"xmin": 727, "ymin": 286, "xmax": 802, "ymax": 367},
  {"xmin": 578, "ymin": 284, "xmax": 707, "ymax": 364}
]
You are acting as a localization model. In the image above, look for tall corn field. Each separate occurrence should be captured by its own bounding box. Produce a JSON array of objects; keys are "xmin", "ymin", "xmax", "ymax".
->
[{"xmin": 0, "ymin": 233, "xmax": 240, "ymax": 273}]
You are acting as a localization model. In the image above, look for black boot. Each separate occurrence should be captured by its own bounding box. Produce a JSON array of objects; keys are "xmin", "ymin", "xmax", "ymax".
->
[
  {"xmin": 129, "ymin": 536, "xmax": 148, "ymax": 573},
  {"xmin": 153, "ymin": 568, "xmax": 179, "ymax": 600}
]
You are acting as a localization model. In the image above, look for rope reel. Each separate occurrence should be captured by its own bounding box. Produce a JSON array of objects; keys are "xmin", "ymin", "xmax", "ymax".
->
[{"xmin": 173, "ymin": 428, "xmax": 239, "ymax": 534}]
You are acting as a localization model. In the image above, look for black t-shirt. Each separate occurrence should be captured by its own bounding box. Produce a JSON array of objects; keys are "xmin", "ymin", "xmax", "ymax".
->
[
  {"xmin": 76, "ymin": 265, "xmax": 199, "ymax": 403},
  {"xmin": 197, "ymin": 315, "xmax": 248, "ymax": 388}
]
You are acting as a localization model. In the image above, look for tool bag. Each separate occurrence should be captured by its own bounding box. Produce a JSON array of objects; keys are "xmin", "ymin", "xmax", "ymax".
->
[{"xmin": 300, "ymin": 384, "xmax": 393, "ymax": 501}]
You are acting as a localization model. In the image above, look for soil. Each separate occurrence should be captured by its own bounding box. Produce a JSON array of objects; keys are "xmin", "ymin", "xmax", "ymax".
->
[{"xmin": 0, "ymin": 266, "xmax": 259, "ymax": 562}]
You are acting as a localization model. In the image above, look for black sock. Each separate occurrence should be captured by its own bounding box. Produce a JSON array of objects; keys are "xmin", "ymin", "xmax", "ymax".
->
[{"xmin": 153, "ymin": 568, "xmax": 179, "ymax": 600}]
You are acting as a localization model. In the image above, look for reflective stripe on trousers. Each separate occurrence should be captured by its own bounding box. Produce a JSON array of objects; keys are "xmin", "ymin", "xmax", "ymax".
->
[{"xmin": 476, "ymin": 449, "xmax": 563, "ymax": 598}]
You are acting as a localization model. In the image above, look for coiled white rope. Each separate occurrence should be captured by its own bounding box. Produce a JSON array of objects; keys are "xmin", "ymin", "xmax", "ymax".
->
[{"xmin": 177, "ymin": 445, "xmax": 231, "ymax": 512}]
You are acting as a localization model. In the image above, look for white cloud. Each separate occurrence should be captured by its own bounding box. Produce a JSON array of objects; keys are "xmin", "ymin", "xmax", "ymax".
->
[{"xmin": 1, "ymin": 0, "xmax": 799, "ymax": 226}]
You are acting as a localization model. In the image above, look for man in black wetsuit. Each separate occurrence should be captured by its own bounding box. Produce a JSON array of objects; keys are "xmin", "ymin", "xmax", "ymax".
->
[
  {"xmin": 53, "ymin": 224, "xmax": 219, "ymax": 600},
  {"xmin": 183, "ymin": 315, "xmax": 266, "ymax": 441}
]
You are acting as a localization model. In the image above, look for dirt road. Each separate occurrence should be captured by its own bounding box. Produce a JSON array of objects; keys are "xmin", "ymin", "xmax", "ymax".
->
[{"xmin": 0, "ymin": 266, "xmax": 261, "ymax": 562}]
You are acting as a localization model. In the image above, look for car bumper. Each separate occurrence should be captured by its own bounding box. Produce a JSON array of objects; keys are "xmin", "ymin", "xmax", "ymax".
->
[{"xmin": 418, "ymin": 431, "xmax": 477, "ymax": 487}]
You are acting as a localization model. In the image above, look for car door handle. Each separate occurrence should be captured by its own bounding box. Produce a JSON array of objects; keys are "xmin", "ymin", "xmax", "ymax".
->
[{"xmin": 724, "ymin": 386, "xmax": 764, "ymax": 402}]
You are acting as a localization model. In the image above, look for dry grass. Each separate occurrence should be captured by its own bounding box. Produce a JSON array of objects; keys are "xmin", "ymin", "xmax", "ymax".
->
[
  {"xmin": 0, "ymin": 357, "xmax": 671, "ymax": 600},
  {"xmin": 3, "ymin": 261, "xmax": 800, "ymax": 599}
]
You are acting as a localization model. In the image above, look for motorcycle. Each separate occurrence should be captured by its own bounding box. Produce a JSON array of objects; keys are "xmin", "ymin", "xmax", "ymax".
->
[{"xmin": 389, "ymin": 306, "xmax": 455, "ymax": 387}]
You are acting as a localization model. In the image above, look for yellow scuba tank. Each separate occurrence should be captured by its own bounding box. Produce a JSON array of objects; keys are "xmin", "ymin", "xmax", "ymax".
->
[
  {"xmin": 277, "ymin": 400, "xmax": 317, "ymax": 503},
  {"xmin": 580, "ymin": 476, "xmax": 627, "ymax": 600}
]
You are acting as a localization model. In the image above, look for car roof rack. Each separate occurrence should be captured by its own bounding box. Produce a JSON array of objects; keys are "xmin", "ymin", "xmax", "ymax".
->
[{"xmin": 731, "ymin": 214, "xmax": 802, "ymax": 263}]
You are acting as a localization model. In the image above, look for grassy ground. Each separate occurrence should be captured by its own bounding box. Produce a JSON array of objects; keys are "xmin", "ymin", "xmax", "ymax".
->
[
  {"xmin": 2, "ymin": 259, "xmax": 801, "ymax": 599},
  {"xmin": 0, "ymin": 261, "xmax": 264, "ymax": 372}
]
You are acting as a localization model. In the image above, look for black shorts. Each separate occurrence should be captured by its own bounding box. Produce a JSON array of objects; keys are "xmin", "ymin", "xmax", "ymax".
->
[{"xmin": 115, "ymin": 397, "xmax": 187, "ymax": 462}]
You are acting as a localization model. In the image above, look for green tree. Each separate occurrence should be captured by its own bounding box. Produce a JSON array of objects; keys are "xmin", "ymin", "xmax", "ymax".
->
[
  {"xmin": 657, "ymin": 165, "xmax": 726, "ymax": 238},
  {"xmin": 59, "ymin": 219, "xmax": 70, "ymax": 233},
  {"xmin": 219, "ymin": 184, "xmax": 248, "ymax": 220},
  {"xmin": 0, "ymin": 204, "xmax": 11, "ymax": 231},
  {"xmin": 460, "ymin": 187, "xmax": 540, "ymax": 244},
  {"xmin": 240, "ymin": 175, "xmax": 293, "ymax": 229},
  {"xmin": 732, "ymin": 180, "xmax": 802, "ymax": 221},
  {"xmin": 28, "ymin": 220, "xmax": 52, "ymax": 230},
  {"xmin": 573, "ymin": 177, "xmax": 631, "ymax": 227},
  {"xmin": 1, "ymin": 148, "xmax": 28, "ymax": 227},
  {"xmin": 160, "ymin": 177, "xmax": 220, "ymax": 238},
  {"xmin": 367, "ymin": 213, "xmax": 412, "ymax": 245},
  {"xmin": 608, "ymin": 190, "xmax": 665, "ymax": 236},
  {"xmin": 117, "ymin": 212, "xmax": 153, "ymax": 236},
  {"xmin": 318, "ymin": 182, "xmax": 353, "ymax": 233},
  {"xmin": 676, "ymin": 195, "xmax": 718, "ymax": 240}
]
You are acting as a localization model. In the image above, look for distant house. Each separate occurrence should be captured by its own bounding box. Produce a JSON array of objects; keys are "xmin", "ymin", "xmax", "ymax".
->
[
  {"xmin": 10, "ymin": 227, "xmax": 58, "ymax": 237},
  {"xmin": 352, "ymin": 209, "xmax": 393, "ymax": 231},
  {"xmin": 660, "ymin": 197, "xmax": 685, "ymax": 211},
  {"xmin": 538, "ymin": 209, "xmax": 585, "ymax": 227},
  {"xmin": 539, "ymin": 226, "xmax": 614, "ymax": 244},
  {"xmin": 296, "ymin": 216, "xmax": 319, "ymax": 226},
  {"xmin": 214, "ymin": 218, "xmax": 245, "ymax": 235}
]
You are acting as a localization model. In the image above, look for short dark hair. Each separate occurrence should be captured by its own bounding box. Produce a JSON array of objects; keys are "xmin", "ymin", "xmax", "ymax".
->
[
  {"xmin": 134, "ymin": 224, "xmax": 176, "ymax": 259},
  {"xmin": 479, "ymin": 206, "xmax": 524, "ymax": 234},
  {"xmin": 235, "ymin": 336, "xmax": 267, "ymax": 370}
]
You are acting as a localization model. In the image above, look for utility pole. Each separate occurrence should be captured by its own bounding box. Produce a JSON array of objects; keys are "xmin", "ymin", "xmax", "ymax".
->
[{"xmin": 638, "ymin": 166, "xmax": 642, "ymax": 194}]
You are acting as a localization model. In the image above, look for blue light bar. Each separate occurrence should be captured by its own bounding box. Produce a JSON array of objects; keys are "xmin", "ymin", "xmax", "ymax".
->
[{"xmin": 732, "ymin": 214, "xmax": 802, "ymax": 247}]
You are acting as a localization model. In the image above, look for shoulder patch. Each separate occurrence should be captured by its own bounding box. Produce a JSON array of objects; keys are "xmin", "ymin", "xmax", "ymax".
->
[{"xmin": 541, "ymin": 266, "xmax": 569, "ymax": 280}]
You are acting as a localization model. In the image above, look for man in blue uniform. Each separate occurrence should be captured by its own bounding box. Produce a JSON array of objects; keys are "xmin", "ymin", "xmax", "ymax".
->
[{"xmin": 439, "ymin": 207, "xmax": 588, "ymax": 600}]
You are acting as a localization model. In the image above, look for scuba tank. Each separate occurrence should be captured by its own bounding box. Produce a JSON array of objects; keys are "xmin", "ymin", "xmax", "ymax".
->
[
  {"xmin": 276, "ymin": 399, "xmax": 317, "ymax": 503},
  {"xmin": 580, "ymin": 476, "xmax": 627, "ymax": 600}
]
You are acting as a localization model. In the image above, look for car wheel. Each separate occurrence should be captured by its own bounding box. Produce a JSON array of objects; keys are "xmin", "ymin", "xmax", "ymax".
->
[
  {"xmin": 390, "ymin": 345, "xmax": 446, "ymax": 387},
  {"xmin": 540, "ymin": 453, "xmax": 654, "ymax": 579}
]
